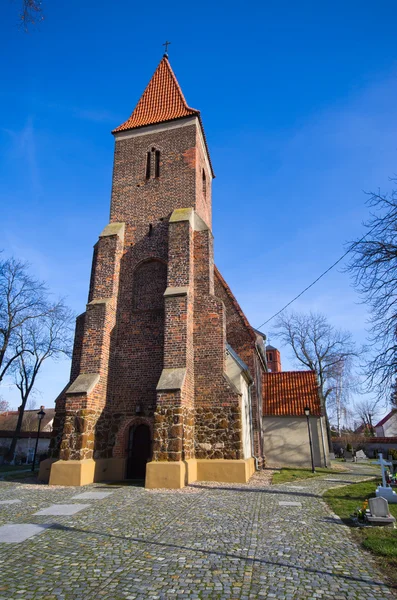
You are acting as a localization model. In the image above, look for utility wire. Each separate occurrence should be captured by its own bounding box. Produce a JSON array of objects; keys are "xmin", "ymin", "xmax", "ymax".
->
[{"xmin": 256, "ymin": 223, "xmax": 379, "ymax": 330}]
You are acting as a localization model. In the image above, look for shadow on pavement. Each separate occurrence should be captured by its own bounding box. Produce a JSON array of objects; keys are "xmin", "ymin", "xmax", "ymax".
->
[{"xmin": 49, "ymin": 522, "xmax": 395, "ymax": 590}]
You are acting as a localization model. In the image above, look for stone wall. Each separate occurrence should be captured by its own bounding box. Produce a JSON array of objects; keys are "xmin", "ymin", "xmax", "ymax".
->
[
  {"xmin": 152, "ymin": 402, "xmax": 194, "ymax": 462},
  {"xmin": 195, "ymin": 406, "xmax": 242, "ymax": 460}
]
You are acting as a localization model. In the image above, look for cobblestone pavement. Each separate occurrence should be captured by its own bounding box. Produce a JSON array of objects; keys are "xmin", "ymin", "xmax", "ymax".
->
[{"xmin": 0, "ymin": 464, "xmax": 395, "ymax": 599}]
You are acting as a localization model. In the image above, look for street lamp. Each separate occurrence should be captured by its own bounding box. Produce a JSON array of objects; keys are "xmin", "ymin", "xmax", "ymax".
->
[
  {"xmin": 32, "ymin": 406, "xmax": 46, "ymax": 472},
  {"xmin": 304, "ymin": 406, "xmax": 315, "ymax": 473}
]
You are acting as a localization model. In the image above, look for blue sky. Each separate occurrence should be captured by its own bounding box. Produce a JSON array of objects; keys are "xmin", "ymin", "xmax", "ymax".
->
[{"xmin": 1, "ymin": 0, "xmax": 397, "ymax": 421}]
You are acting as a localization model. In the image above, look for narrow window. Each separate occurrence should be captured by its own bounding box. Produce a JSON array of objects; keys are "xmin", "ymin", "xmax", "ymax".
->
[
  {"xmin": 155, "ymin": 150, "xmax": 161, "ymax": 178},
  {"xmin": 202, "ymin": 169, "xmax": 206, "ymax": 197},
  {"xmin": 145, "ymin": 152, "xmax": 151, "ymax": 179}
]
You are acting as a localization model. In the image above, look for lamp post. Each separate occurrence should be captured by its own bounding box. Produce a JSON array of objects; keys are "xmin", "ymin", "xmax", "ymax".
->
[
  {"xmin": 304, "ymin": 406, "xmax": 315, "ymax": 473},
  {"xmin": 32, "ymin": 406, "xmax": 46, "ymax": 472}
]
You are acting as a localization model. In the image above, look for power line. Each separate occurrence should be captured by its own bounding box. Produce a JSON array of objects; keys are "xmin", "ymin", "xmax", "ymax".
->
[{"xmin": 256, "ymin": 223, "xmax": 379, "ymax": 330}]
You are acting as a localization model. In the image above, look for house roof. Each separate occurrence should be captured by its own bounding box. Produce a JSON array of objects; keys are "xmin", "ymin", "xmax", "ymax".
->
[
  {"xmin": 375, "ymin": 409, "xmax": 397, "ymax": 428},
  {"xmin": 253, "ymin": 328, "xmax": 266, "ymax": 340},
  {"xmin": 332, "ymin": 436, "xmax": 397, "ymax": 445},
  {"xmin": 266, "ymin": 345, "xmax": 278, "ymax": 351},
  {"xmin": 354, "ymin": 423, "xmax": 371, "ymax": 434},
  {"xmin": 262, "ymin": 371, "xmax": 321, "ymax": 417},
  {"xmin": 0, "ymin": 409, "xmax": 55, "ymax": 432},
  {"xmin": 112, "ymin": 56, "xmax": 199, "ymax": 133},
  {"xmin": 214, "ymin": 267, "xmax": 257, "ymax": 344}
]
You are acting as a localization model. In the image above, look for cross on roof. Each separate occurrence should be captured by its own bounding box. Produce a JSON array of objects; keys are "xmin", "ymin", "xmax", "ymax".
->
[{"xmin": 163, "ymin": 40, "xmax": 171, "ymax": 55}]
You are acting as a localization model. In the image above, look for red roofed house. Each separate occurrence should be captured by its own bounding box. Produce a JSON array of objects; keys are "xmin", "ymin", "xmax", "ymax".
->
[
  {"xmin": 375, "ymin": 410, "xmax": 397, "ymax": 438},
  {"xmin": 0, "ymin": 409, "xmax": 54, "ymax": 464},
  {"xmin": 262, "ymin": 371, "xmax": 329, "ymax": 467}
]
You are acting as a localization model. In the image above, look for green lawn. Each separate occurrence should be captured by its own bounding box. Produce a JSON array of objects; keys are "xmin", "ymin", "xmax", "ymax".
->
[
  {"xmin": 0, "ymin": 464, "xmax": 31, "ymax": 473},
  {"xmin": 324, "ymin": 479, "xmax": 397, "ymax": 585},
  {"xmin": 272, "ymin": 467, "xmax": 345, "ymax": 484},
  {"xmin": 2, "ymin": 469, "xmax": 38, "ymax": 481}
]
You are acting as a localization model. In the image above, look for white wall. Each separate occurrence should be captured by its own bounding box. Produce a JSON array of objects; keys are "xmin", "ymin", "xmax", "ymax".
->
[
  {"xmin": 0, "ymin": 437, "xmax": 50, "ymax": 462},
  {"xmin": 262, "ymin": 416, "xmax": 327, "ymax": 468},
  {"xmin": 380, "ymin": 412, "xmax": 397, "ymax": 437},
  {"xmin": 241, "ymin": 375, "xmax": 252, "ymax": 459}
]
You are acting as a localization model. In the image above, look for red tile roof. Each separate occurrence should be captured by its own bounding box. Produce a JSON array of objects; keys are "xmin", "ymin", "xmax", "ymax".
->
[
  {"xmin": 332, "ymin": 436, "xmax": 397, "ymax": 444},
  {"xmin": 112, "ymin": 56, "xmax": 200, "ymax": 133},
  {"xmin": 214, "ymin": 267, "xmax": 257, "ymax": 343},
  {"xmin": 0, "ymin": 409, "xmax": 55, "ymax": 432},
  {"xmin": 262, "ymin": 371, "xmax": 321, "ymax": 417}
]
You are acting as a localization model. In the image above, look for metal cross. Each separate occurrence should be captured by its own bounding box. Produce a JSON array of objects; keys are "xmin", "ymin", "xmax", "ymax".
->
[{"xmin": 163, "ymin": 40, "xmax": 171, "ymax": 54}]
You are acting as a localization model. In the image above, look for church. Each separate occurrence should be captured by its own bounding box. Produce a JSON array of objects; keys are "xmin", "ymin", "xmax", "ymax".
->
[{"xmin": 40, "ymin": 54, "xmax": 326, "ymax": 488}]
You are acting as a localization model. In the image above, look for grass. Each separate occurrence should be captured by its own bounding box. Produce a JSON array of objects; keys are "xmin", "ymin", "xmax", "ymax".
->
[
  {"xmin": 272, "ymin": 467, "xmax": 345, "ymax": 484},
  {"xmin": 0, "ymin": 464, "xmax": 32, "ymax": 473},
  {"xmin": 324, "ymin": 479, "xmax": 397, "ymax": 586},
  {"xmin": 0, "ymin": 465, "xmax": 39, "ymax": 481}
]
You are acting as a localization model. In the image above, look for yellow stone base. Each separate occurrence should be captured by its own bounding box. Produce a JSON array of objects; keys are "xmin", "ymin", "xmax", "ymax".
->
[
  {"xmin": 38, "ymin": 458, "xmax": 57, "ymax": 483},
  {"xmin": 94, "ymin": 458, "xmax": 127, "ymax": 482},
  {"xmin": 40, "ymin": 456, "xmax": 256, "ymax": 489},
  {"xmin": 145, "ymin": 460, "xmax": 186, "ymax": 489},
  {"xmin": 145, "ymin": 457, "xmax": 255, "ymax": 489},
  {"xmin": 42, "ymin": 457, "xmax": 127, "ymax": 486},
  {"xmin": 49, "ymin": 459, "xmax": 96, "ymax": 486},
  {"xmin": 196, "ymin": 458, "xmax": 255, "ymax": 484}
]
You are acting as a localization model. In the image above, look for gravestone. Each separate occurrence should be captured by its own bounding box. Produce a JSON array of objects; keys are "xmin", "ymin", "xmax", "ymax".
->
[
  {"xmin": 367, "ymin": 497, "xmax": 396, "ymax": 527},
  {"xmin": 375, "ymin": 453, "xmax": 397, "ymax": 503},
  {"xmin": 356, "ymin": 450, "xmax": 367, "ymax": 461}
]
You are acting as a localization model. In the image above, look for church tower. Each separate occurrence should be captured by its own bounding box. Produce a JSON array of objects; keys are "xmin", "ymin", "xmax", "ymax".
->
[
  {"xmin": 266, "ymin": 345, "xmax": 282, "ymax": 372},
  {"xmin": 43, "ymin": 55, "xmax": 263, "ymax": 488}
]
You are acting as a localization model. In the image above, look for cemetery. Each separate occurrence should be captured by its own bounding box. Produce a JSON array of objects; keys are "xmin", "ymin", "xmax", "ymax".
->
[{"xmin": 324, "ymin": 460, "xmax": 397, "ymax": 586}]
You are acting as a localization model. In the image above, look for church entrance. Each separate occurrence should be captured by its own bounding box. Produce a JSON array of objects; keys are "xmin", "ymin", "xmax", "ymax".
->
[{"xmin": 126, "ymin": 424, "xmax": 152, "ymax": 479}]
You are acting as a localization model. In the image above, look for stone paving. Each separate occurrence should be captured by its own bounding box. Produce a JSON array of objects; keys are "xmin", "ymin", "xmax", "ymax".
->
[{"xmin": 0, "ymin": 464, "xmax": 395, "ymax": 599}]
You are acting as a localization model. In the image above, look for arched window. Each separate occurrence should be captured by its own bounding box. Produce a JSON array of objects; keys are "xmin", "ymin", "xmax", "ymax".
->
[
  {"xmin": 202, "ymin": 169, "xmax": 206, "ymax": 197},
  {"xmin": 145, "ymin": 152, "xmax": 151, "ymax": 179},
  {"xmin": 145, "ymin": 148, "xmax": 161, "ymax": 180},
  {"xmin": 132, "ymin": 260, "xmax": 167, "ymax": 310},
  {"xmin": 155, "ymin": 150, "xmax": 161, "ymax": 178}
]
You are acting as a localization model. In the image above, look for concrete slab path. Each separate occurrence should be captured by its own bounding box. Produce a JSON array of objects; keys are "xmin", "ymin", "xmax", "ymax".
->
[{"xmin": 0, "ymin": 463, "xmax": 394, "ymax": 599}]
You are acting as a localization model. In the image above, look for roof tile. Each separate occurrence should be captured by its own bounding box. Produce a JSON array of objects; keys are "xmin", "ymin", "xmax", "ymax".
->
[
  {"xmin": 262, "ymin": 371, "xmax": 321, "ymax": 417},
  {"xmin": 112, "ymin": 56, "xmax": 199, "ymax": 133}
]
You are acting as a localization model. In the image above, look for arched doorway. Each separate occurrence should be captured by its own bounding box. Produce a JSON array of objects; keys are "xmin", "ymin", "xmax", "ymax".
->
[{"xmin": 126, "ymin": 424, "xmax": 152, "ymax": 479}]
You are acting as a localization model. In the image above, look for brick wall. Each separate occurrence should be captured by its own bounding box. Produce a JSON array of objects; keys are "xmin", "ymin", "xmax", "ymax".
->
[
  {"xmin": 214, "ymin": 268, "xmax": 266, "ymax": 464},
  {"xmin": 50, "ymin": 113, "xmax": 265, "ymax": 473}
]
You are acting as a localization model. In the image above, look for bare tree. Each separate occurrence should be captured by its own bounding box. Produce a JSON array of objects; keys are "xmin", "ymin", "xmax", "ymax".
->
[
  {"xmin": 354, "ymin": 397, "xmax": 382, "ymax": 436},
  {"xmin": 326, "ymin": 356, "xmax": 360, "ymax": 435},
  {"xmin": 341, "ymin": 430, "xmax": 365, "ymax": 456},
  {"xmin": 273, "ymin": 311, "xmax": 359, "ymax": 449},
  {"xmin": 0, "ymin": 256, "xmax": 48, "ymax": 385},
  {"xmin": 273, "ymin": 311, "xmax": 358, "ymax": 402},
  {"xmin": 391, "ymin": 380, "xmax": 397, "ymax": 408},
  {"xmin": 0, "ymin": 399, "xmax": 10, "ymax": 414},
  {"xmin": 346, "ymin": 181, "xmax": 397, "ymax": 401},
  {"xmin": 6, "ymin": 301, "xmax": 73, "ymax": 462},
  {"xmin": 22, "ymin": 398, "xmax": 38, "ymax": 431},
  {"xmin": 10, "ymin": 0, "xmax": 44, "ymax": 31}
]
